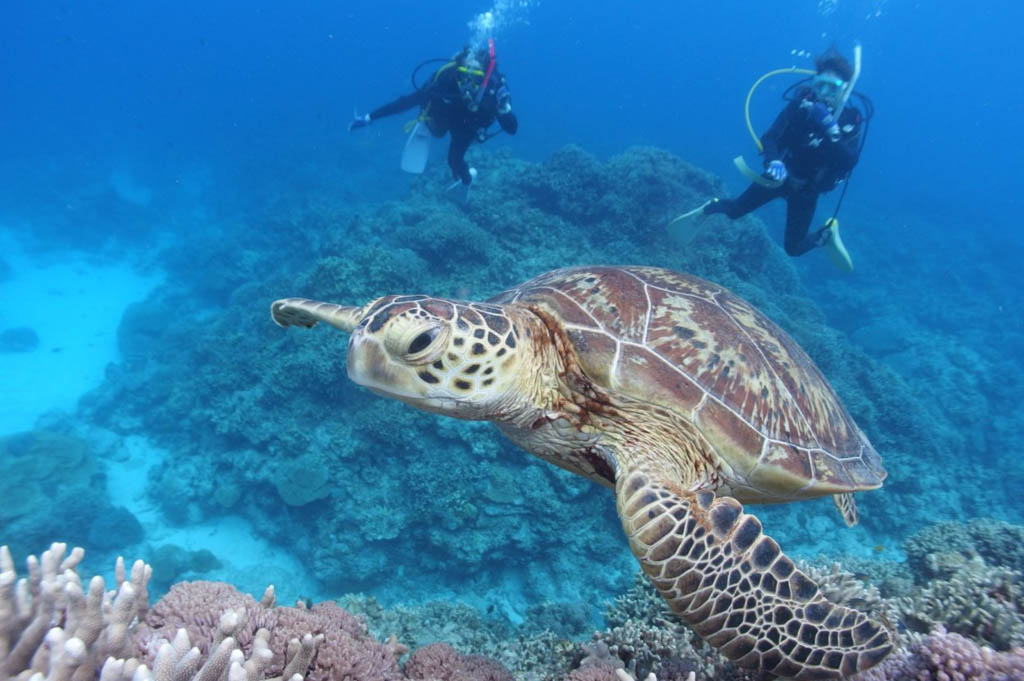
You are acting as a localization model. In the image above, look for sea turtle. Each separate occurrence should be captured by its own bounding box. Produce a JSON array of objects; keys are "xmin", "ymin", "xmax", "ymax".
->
[{"xmin": 270, "ymin": 266, "xmax": 891, "ymax": 679}]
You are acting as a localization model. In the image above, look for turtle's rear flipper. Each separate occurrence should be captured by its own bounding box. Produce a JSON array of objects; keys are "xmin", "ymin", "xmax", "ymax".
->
[
  {"xmin": 832, "ymin": 493, "xmax": 859, "ymax": 527},
  {"xmin": 615, "ymin": 470, "xmax": 891, "ymax": 680}
]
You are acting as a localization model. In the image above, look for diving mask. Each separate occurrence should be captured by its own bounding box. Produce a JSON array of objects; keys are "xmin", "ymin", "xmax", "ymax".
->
[
  {"xmin": 812, "ymin": 73, "xmax": 847, "ymax": 100},
  {"xmin": 458, "ymin": 71, "xmax": 484, "ymax": 111}
]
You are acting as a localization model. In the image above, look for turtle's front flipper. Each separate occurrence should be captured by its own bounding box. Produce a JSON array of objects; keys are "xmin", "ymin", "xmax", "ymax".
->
[
  {"xmin": 616, "ymin": 470, "xmax": 891, "ymax": 680},
  {"xmin": 270, "ymin": 298, "xmax": 363, "ymax": 333}
]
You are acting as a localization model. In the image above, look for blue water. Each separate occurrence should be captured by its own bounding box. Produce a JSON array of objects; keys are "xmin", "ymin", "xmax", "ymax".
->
[{"xmin": 1, "ymin": 0, "xmax": 1022, "ymax": 634}]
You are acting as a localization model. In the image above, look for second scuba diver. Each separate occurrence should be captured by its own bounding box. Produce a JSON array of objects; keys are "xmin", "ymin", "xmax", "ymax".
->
[
  {"xmin": 702, "ymin": 49, "xmax": 866, "ymax": 267},
  {"xmin": 349, "ymin": 40, "xmax": 518, "ymax": 201}
]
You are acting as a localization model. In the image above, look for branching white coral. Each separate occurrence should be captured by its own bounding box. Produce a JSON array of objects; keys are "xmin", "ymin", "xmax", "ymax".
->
[{"xmin": 0, "ymin": 542, "xmax": 151, "ymax": 681}]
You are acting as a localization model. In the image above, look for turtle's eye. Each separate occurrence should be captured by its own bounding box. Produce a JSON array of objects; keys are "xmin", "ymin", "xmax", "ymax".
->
[
  {"xmin": 386, "ymin": 322, "xmax": 448, "ymax": 364},
  {"xmin": 407, "ymin": 327, "xmax": 441, "ymax": 356}
]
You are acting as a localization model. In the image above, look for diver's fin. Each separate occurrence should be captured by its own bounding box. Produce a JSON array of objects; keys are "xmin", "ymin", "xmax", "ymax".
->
[
  {"xmin": 832, "ymin": 493, "xmax": 859, "ymax": 527},
  {"xmin": 446, "ymin": 167, "xmax": 477, "ymax": 203},
  {"xmin": 667, "ymin": 199, "xmax": 716, "ymax": 246},
  {"xmin": 401, "ymin": 121, "xmax": 432, "ymax": 174},
  {"xmin": 822, "ymin": 218, "xmax": 853, "ymax": 271}
]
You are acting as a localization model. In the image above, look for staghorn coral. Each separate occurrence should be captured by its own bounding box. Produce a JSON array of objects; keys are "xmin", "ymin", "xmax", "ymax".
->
[
  {"xmin": 2, "ymin": 544, "xmax": 529, "ymax": 681},
  {"xmin": 0, "ymin": 542, "xmax": 151, "ymax": 681},
  {"xmin": 903, "ymin": 518, "xmax": 1024, "ymax": 578},
  {"xmin": 888, "ymin": 556, "xmax": 1024, "ymax": 651},
  {"xmin": 586, "ymin": 574, "xmax": 745, "ymax": 681}
]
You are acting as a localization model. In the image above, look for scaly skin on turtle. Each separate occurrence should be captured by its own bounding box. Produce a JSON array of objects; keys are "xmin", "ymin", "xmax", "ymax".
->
[{"xmin": 271, "ymin": 266, "xmax": 891, "ymax": 680}]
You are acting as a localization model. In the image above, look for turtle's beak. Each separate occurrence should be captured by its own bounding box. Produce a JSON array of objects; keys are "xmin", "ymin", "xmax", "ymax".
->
[
  {"xmin": 270, "ymin": 298, "xmax": 364, "ymax": 333},
  {"xmin": 346, "ymin": 331, "xmax": 439, "ymax": 404}
]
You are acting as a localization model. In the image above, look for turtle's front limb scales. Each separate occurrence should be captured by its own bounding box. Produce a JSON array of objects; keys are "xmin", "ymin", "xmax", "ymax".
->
[{"xmin": 614, "ymin": 469, "xmax": 892, "ymax": 680}]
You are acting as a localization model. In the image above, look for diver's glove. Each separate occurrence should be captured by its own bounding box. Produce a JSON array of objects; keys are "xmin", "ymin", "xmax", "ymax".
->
[
  {"xmin": 765, "ymin": 160, "xmax": 788, "ymax": 182},
  {"xmin": 496, "ymin": 85, "xmax": 512, "ymax": 114},
  {"xmin": 348, "ymin": 113, "xmax": 371, "ymax": 131},
  {"xmin": 808, "ymin": 102, "xmax": 841, "ymax": 140}
]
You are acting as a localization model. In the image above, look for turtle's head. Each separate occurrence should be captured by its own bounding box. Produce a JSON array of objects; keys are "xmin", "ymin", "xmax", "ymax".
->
[{"xmin": 271, "ymin": 295, "xmax": 527, "ymax": 419}]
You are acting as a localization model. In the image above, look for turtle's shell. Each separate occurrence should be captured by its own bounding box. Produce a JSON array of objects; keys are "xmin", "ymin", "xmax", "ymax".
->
[{"xmin": 490, "ymin": 266, "xmax": 885, "ymax": 500}]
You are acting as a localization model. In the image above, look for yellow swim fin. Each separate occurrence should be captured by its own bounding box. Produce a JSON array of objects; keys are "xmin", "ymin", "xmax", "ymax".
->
[
  {"xmin": 822, "ymin": 218, "xmax": 853, "ymax": 271},
  {"xmin": 667, "ymin": 199, "xmax": 715, "ymax": 246}
]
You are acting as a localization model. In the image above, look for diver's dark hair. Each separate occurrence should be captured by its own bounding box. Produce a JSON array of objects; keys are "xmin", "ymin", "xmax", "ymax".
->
[
  {"xmin": 815, "ymin": 47, "xmax": 854, "ymax": 81},
  {"xmin": 453, "ymin": 45, "xmax": 492, "ymax": 68}
]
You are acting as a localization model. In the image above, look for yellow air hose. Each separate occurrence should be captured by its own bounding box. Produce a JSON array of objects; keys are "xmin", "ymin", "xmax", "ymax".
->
[{"xmin": 734, "ymin": 66, "xmax": 816, "ymax": 187}]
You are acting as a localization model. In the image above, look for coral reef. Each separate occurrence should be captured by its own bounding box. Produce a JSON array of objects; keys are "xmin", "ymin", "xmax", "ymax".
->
[
  {"xmin": 7, "ymin": 144, "xmax": 1019, "ymax": 679},
  {"xmin": 818, "ymin": 206, "xmax": 1024, "ymax": 528},
  {"xmin": 1, "ymin": 543, "xmax": 519, "ymax": 681},
  {"xmin": 903, "ymin": 518, "xmax": 1024, "ymax": 577},
  {"xmin": 0, "ymin": 431, "xmax": 143, "ymax": 562},
  {"xmin": 856, "ymin": 627, "xmax": 1024, "ymax": 681},
  {"xmin": 6, "ymin": 527, "xmax": 1024, "ymax": 681},
  {"xmin": 889, "ymin": 556, "xmax": 1024, "ymax": 651},
  {"xmin": 72, "ymin": 145, "xmax": 957, "ymax": 613},
  {"xmin": 138, "ymin": 581, "xmax": 406, "ymax": 681},
  {"xmin": 0, "ymin": 543, "xmax": 150, "ymax": 681},
  {"xmin": 403, "ymin": 642, "xmax": 513, "ymax": 681},
  {"xmin": 545, "ymin": 543, "xmax": 1024, "ymax": 681},
  {"xmin": 147, "ymin": 545, "xmax": 224, "ymax": 593}
]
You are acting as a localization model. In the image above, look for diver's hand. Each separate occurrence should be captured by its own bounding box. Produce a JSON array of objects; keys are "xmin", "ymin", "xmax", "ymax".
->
[
  {"xmin": 348, "ymin": 113, "xmax": 371, "ymax": 132},
  {"xmin": 808, "ymin": 102, "xmax": 835, "ymax": 128},
  {"xmin": 765, "ymin": 160, "xmax": 788, "ymax": 182},
  {"xmin": 496, "ymin": 85, "xmax": 511, "ymax": 114}
]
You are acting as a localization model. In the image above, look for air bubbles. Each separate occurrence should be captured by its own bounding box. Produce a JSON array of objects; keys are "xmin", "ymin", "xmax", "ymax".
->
[
  {"xmin": 467, "ymin": 0, "xmax": 537, "ymax": 48},
  {"xmin": 790, "ymin": 49, "xmax": 812, "ymax": 59}
]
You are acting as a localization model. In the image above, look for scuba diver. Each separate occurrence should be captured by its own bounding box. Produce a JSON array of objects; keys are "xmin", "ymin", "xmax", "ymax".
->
[
  {"xmin": 348, "ymin": 40, "xmax": 518, "ymax": 201},
  {"xmin": 682, "ymin": 49, "xmax": 870, "ymax": 269}
]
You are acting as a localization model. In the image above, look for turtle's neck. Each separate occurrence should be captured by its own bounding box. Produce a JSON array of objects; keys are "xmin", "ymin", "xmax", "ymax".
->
[
  {"xmin": 492, "ymin": 304, "xmax": 722, "ymax": 491},
  {"xmin": 489, "ymin": 305, "xmax": 572, "ymax": 421}
]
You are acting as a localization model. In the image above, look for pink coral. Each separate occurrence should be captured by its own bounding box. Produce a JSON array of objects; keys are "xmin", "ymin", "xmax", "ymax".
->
[
  {"xmin": 856, "ymin": 628, "xmax": 1024, "ymax": 681},
  {"xmin": 449, "ymin": 652, "xmax": 516, "ymax": 681},
  {"xmin": 404, "ymin": 642, "xmax": 461, "ymax": 679},
  {"xmin": 137, "ymin": 581, "xmax": 403, "ymax": 681},
  {"xmin": 271, "ymin": 601, "xmax": 402, "ymax": 681},
  {"xmin": 403, "ymin": 642, "xmax": 514, "ymax": 681},
  {"xmin": 137, "ymin": 580, "xmax": 273, "ymax": 657},
  {"xmin": 567, "ymin": 665, "xmax": 620, "ymax": 681}
]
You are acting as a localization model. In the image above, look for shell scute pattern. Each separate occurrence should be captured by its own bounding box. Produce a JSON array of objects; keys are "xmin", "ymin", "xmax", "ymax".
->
[
  {"xmin": 493, "ymin": 266, "xmax": 884, "ymax": 493},
  {"xmin": 421, "ymin": 299, "xmax": 456, "ymax": 320}
]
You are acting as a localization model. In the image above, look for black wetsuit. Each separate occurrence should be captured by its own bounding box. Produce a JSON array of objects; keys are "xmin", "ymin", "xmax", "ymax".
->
[
  {"xmin": 368, "ymin": 65, "xmax": 518, "ymax": 185},
  {"xmin": 707, "ymin": 91, "xmax": 863, "ymax": 256}
]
